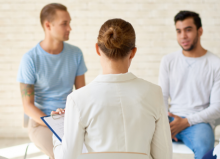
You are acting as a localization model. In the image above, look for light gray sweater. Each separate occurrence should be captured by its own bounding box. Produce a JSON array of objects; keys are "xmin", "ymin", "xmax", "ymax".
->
[{"xmin": 159, "ymin": 50, "xmax": 220, "ymax": 128}]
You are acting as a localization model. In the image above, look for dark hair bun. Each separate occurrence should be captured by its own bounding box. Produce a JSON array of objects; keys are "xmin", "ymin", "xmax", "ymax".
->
[{"xmin": 103, "ymin": 26, "xmax": 123, "ymax": 50}]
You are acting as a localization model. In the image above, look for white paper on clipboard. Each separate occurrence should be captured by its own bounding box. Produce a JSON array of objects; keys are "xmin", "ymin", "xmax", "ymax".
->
[{"xmin": 41, "ymin": 114, "xmax": 88, "ymax": 153}]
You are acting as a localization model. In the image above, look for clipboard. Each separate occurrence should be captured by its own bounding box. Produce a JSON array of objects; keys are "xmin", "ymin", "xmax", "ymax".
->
[
  {"xmin": 41, "ymin": 114, "xmax": 64, "ymax": 142},
  {"xmin": 41, "ymin": 114, "xmax": 88, "ymax": 153}
]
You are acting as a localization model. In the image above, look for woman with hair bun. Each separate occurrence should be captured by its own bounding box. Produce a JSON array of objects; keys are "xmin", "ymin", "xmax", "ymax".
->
[{"xmin": 52, "ymin": 18, "xmax": 172, "ymax": 159}]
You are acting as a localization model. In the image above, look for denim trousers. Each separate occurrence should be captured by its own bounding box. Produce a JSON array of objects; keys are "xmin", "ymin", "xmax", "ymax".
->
[
  {"xmin": 169, "ymin": 116, "xmax": 215, "ymax": 159},
  {"xmin": 202, "ymin": 148, "xmax": 216, "ymax": 159}
]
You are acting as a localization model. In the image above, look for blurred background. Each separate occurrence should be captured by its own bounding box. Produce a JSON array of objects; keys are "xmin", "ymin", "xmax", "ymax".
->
[{"xmin": 0, "ymin": 0, "xmax": 220, "ymax": 158}]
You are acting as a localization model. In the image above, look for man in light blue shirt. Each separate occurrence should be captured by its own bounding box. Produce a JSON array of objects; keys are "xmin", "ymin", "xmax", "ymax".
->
[{"xmin": 17, "ymin": 3, "xmax": 87, "ymax": 159}]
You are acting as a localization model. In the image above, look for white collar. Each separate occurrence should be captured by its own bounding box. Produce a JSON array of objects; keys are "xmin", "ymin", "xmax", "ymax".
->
[{"xmin": 93, "ymin": 72, "xmax": 137, "ymax": 83}]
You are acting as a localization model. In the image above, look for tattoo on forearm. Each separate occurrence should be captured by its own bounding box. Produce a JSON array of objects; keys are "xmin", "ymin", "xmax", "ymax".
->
[{"xmin": 21, "ymin": 84, "xmax": 34, "ymax": 97}]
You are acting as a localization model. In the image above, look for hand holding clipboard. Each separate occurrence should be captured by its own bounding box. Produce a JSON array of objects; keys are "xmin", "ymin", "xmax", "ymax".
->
[{"xmin": 41, "ymin": 111, "xmax": 88, "ymax": 153}]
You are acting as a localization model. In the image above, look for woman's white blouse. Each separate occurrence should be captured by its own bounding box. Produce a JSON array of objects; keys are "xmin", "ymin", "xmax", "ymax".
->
[{"xmin": 53, "ymin": 73, "xmax": 172, "ymax": 159}]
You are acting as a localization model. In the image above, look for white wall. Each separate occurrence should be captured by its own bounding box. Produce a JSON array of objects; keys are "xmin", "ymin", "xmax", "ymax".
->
[{"xmin": 1, "ymin": 0, "xmax": 220, "ymax": 137}]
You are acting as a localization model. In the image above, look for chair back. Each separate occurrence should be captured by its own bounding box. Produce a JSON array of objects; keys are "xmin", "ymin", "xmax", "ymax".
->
[
  {"xmin": 77, "ymin": 152, "xmax": 148, "ymax": 159},
  {"xmin": 172, "ymin": 141, "xmax": 193, "ymax": 154},
  {"xmin": 215, "ymin": 118, "xmax": 220, "ymax": 127},
  {"xmin": 23, "ymin": 113, "xmax": 29, "ymax": 128}
]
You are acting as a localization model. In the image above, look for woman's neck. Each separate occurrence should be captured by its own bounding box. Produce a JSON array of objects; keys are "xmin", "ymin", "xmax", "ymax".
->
[{"xmin": 102, "ymin": 59, "xmax": 129, "ymax": 75}]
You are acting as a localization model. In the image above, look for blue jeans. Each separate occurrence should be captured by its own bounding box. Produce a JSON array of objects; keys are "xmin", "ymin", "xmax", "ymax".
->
[
  {"xmin": 169, "ymin": 116, "xmax": 215, "ymax": 159},
  {"xmin": 202, "ymin": 148, "xmax": 216, "ymax": 159}
]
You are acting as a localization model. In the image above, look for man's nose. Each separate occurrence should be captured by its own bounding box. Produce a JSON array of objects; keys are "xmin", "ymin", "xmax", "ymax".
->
[
  {"xmin": 180, "ymin": 31, "xmax": 187, "ymax": 39},
  {"xmin": 68, "ymin": 25, "xmax": 72, "ymax": 31}
]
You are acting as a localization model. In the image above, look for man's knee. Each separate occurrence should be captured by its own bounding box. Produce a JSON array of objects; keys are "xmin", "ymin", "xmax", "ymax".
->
[
  {"xmin": 194, "ymin": 137, "xmax": 214, "ymax": 151},
  {"xmin": 28, "ymin": 119, "xmax": 54, "ymax": 158},
  {"xmin": 194, "ymin": 124, "xmax": 214, "ymax": 147},
  {"xmin": 192, "ymin": 126, "xmax": 214, "ymax": 159},
  {"xmin": 193, "ymin": 144, "xmax": 214, "ymax": 159}
]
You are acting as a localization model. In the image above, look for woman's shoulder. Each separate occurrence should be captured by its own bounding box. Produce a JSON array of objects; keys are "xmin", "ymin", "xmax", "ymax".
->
[
  {"xmin": 134, "ymin": 77, "xmax": 162, "ymax": 92},
  {"xmin": 134, "ymin": 78, "xmax": 164, "ymax": 109},
  {"xmin": 68, "ymin": 82, "xmax": 93, "ymax": 97},
  {"xmin": 68, "ymin": 81, "xmax": 98, "ymax": 105}
]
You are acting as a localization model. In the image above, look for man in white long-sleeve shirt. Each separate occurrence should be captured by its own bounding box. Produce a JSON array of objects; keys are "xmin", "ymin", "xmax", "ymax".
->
[{"xmin": 159, "ymin": 10, "xmax": 220, "ymax": 159}]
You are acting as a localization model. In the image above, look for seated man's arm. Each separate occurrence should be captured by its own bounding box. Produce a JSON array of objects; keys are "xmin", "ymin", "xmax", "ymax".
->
[
  {"xmin": 20, "ymin": 83, "xmax": 46, "ymax": 126},
  {"xmin": 187, "ymin": 70, "xmax": 220, "ymax": 126},
  {"xmin": 168, "ymin": 71, "xmax": 220, "ymax": 138},
  {"xmin": 75, "ymin": 75, "xmax": 85, "ymax": 90},
  {"xmin": 159, "ymin": 57, "xmax": 189, "ymax": 140}
]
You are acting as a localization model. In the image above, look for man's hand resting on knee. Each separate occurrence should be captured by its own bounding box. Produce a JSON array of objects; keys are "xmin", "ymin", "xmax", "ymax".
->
[{"xmin": 169, "ymin": 112, "xmax": 190, "ymax": 142}]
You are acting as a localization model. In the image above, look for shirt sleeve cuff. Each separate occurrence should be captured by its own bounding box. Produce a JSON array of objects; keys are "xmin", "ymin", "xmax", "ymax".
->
[
  {"xmin": 53, "ymin": 134, "xmax": 63, "ymax": 159},
  {"xmin": 76, "ymin": 68, "xmax": 88, "ymax": 76},
  {"xmin": 53, "ymin": 134, "xmax": 61, "ymax": 148},
  {"xmin": 186, "ymin": 116, "xmax": 193, "ymax": 126},
  {"xmin": 17, "ymin": 78, "xmax": 35, "ymax": 85}
]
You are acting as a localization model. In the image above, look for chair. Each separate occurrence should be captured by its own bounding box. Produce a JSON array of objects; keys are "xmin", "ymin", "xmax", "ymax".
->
[
  {"xmin": 23, "ymin": 113, "xmax": 31, "ymax": 159},
  {"xmin": 214, "ymin": 118, "xmax": 220, "ymax": 142},
  {"xmin": 172, "ymin": 118, "xmax": 220, "ymax": 154},
  {"xmin": 23, "ymin": 114, "xmax": 50, "ymax": 159},
  {"xmin": 172, "ymin": 141, "xmax": 193, "ymax": 154},
  {"xmin": 23, "ymin": 113, "xmax": 29, "ymax": 128},
  {"xmin": 77, "ymin": 152, "xmax": 148, "ymax": 159}
]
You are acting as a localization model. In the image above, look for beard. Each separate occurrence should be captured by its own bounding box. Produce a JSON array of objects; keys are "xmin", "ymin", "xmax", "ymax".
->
[{"xmin": 181, "ymin": 33, "xmax": 199, "ymax": 51}]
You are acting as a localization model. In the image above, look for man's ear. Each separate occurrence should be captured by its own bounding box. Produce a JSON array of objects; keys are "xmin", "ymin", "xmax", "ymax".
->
[
  {"xmin": 129, "ymin": 47, "xmax": 137, "ymax": 60},
  {"xmin": 44, "ymin": 21, "xmax": 51, "ymax": 31},
  {"xmin": 198, "ymin": 27, "xmax": 203, "ymax": 37},
  {"xmin": 95, "ymin": 43, "xmax": 101, "ymax": 56}
]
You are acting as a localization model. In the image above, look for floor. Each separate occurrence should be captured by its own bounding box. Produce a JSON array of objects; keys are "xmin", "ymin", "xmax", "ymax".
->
[
  {"xmin": 0, "ymin": 126, "xmax": 220, "ymax": 159},
  {"xmin": 0, "ymin": 138, "xmax": 47, "ymax": 159}
]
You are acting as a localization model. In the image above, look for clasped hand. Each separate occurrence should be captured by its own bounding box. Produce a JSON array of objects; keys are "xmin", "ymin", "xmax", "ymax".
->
[{"xmin": 168, "ymin": 112, "xmax": 190, "ymax": 141}]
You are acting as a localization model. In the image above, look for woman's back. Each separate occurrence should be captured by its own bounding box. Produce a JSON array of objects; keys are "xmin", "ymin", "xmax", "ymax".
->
[
  {"xmin": 60, "ymin": 73, "xmax": 172, "ymax": 159},
  {"xmin": 53, "ymin": 18, "xmax": 172, "ymax": 159}
]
